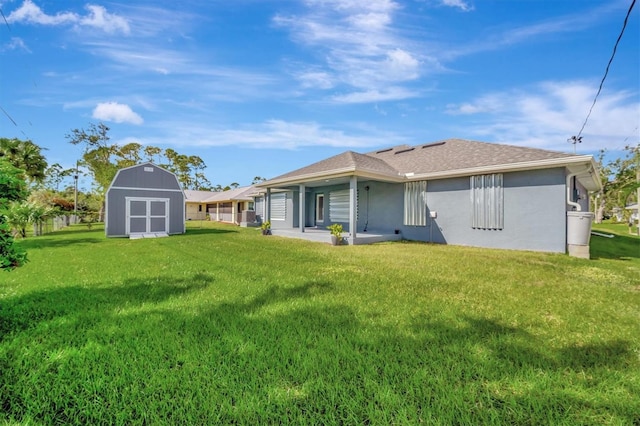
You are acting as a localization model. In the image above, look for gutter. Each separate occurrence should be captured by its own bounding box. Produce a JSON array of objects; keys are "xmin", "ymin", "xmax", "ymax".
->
[
  {"xmin": 258, "ymin": 167, "xmax": 404, "ymax": 188},
  {"xmin": 409, "ymin": 156, "xmax": 597, "ymax": 183},
  {"xmin": 566, "ymin": 172, "xmax": 581, "ymax": 211}
]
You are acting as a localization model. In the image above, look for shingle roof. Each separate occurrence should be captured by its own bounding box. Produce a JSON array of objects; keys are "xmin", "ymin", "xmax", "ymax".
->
[
  {"xmin": 185, "ymin": 186, "xmax": 256, "ymax": 203},
  {"xmin": 266, "ymin": 150, "xmax": 401, "ymax": 183},
  {"xmin": 259, "ymin": 138, "xmax": 600, "ymax": 190},
  {"xmin": 184, "ymin": 190, "xmax": 216, "ymax": 203},
  {"xmin": 367, "ymin": 138, "xmax": 577, "ymax": 175}
]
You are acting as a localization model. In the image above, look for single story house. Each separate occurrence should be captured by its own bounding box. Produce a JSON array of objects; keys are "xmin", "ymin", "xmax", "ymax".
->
[
  {"xmin": 185, "ymin": 186, "xmax": 258, "ymax": 225},
  {"xmin": 256, "ymin": 138, "xmax": 601, "ymax": 255},
  {"xmin": 105, "ymin": 163, "xmax": 185, "ymax": 237}
]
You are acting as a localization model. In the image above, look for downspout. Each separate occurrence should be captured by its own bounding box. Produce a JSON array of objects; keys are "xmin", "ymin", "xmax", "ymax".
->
[{"xmin": 566, "ymin": 172, "xmax": 581, "ymax": 212}]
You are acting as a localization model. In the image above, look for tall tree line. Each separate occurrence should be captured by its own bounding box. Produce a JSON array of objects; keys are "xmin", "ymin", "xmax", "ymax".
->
[
  {"xmin": 591, "ymin": 144, "xmax": 639, "ymax": 225},
  {"xmin": 67, "ymin": 123, "xmax": 214, "ymax": 220}
]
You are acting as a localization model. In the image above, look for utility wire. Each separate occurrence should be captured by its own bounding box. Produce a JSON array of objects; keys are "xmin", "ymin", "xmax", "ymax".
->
[
  {"xmin": 575, "ymin": 0, "xmax": 636, "ymax": 140},
  {"xmin": 0, "ymin": 8, "xmax": 10, "ymax": 32},
  {"xmin": 1, "ymin": 106, "xmax": 18, "ymax": 126},
  {"xmin": 1, "ymin": 6, "xmax": 35, "ymax": 143}
]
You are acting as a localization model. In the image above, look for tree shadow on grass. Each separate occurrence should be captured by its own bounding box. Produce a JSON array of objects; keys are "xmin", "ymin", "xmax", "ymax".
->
[
  {"xmin": 0, "ymin": 272, "xmax": 216, "ymax": 340},
  {"xmin": 1, "ymin": 278, "xmax": 637, "ymax": 425},
  {"xmin": 16, "ymin": 228, "xmax": 238, "ymax": 250},
  {"xmin": 17, "ymin": 237, "xmax": 104, "ymax": 250},
  {"xmin": 180, "ymin": 228, "xmax": 238, "ymax": 236}
]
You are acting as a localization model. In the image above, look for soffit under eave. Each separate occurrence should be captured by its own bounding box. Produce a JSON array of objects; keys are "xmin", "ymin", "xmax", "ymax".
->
[{"xmin": 567, "ymin": 161, "xmax": 601, "ymax": 192}]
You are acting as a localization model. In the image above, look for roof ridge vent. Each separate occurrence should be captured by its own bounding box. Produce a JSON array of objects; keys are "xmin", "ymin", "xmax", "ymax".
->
[
  {"xmin": 375, "ymin": 148, "xmax": 393, "ymax": 154},
  {"xmin": 395, "ymin": 147, "xmax": 415, "ymax": 155},
  {"xmin": 421, "ymin": 141, "xmax": 446, "ymax": 149}
]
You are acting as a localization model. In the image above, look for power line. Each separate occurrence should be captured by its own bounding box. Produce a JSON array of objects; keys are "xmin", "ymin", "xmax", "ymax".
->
[
  {"xmin": 1, "ymin": 106, "xmax": 18, "ymax": 126},
  {"xmin": 0, "ymin": 8, "xmax": 10, "ymax": 32},
  {"xmin": 1, "ymin": 6, "xmax": 36, "ymax": 144},
  {"xmin": 574, "ymin": 0, "xmax": 636, "ymax": 141}
]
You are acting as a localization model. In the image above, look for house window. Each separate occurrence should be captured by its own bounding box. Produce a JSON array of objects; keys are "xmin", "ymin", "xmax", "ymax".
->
[
  {"xmin": 329, "ymin": 189, "xmax": 357, "ymax": 222},
  {"xmin": 404, "ymin": 181, "xmax": 427, "ymax": 226},
  {"xmin": 470, "ymin": 174, "xmax": 503, "ymax": 230},
  {"xmin": 198, "ymin": 205, "xmax": 202, "ymax": 212},
  {"xmin": 271, "ymin": 193, "xmax": 286, "ymax": 221}
]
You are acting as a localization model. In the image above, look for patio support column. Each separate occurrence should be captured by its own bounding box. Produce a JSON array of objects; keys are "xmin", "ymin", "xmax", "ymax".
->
[
  {"xmin": 216, "ymin": 203, "xmax": 219, "ymax": 221},
  {"xmin": 299, "ymin": 184, "xmax": 306, "ymax": 233},
  {"xmin": 265, "ymin": 188, "xmax": 271, "ymax": 222},
  {"xmin": 232, "ymin": 201, "xmax": 237, "ymax": 224},
  {"xmin": 349, "ymin": 176, "xmax": 357, "ymax": 244}
]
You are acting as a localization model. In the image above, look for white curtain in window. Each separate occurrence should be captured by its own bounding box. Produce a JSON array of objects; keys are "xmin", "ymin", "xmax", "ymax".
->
[
  {"xmin": 404, "ymin": 181, "xmax": 427, "ymax": 226},
  {"xmin": 471, "ymin": 174, "xmax": 503, "ymax": 230}
]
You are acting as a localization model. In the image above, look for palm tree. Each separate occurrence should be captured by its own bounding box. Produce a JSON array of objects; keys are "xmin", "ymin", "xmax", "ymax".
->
[{"xmin": 0, "ymin": 138, "xmax": 48, "ymax": 184}]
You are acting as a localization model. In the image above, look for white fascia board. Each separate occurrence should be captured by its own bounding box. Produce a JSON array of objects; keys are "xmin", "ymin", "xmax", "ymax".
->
[
  {"xmin": 408, "ymin": 156, "xmax": 601, "ymax": 190},
  {"xmin": 259, "ymin": 167, "xmax": 357, "ymax": 187},
  {"xmin": 354, "ymin": 170, "xmax": 405, "ymax": 182},
  {"xmin": 260, "ymin": 167, "xmax": 403, "ymax": 187},
  {"xmin": 109, "ymin": 186, "xmax": 184, "ymax": 193}
]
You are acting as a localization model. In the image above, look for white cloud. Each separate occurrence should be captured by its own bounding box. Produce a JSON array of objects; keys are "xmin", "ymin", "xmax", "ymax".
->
[
  {"xmin": 1, "ymin": 37, "xmax": 31, "ymax": 53},
  {"xmin": 306, "ymin": 0, "xmax": 399, "ymax": 14},
  {"xmin": 443, "ymin": 2, "xmax": 619, "ymax": 60},
  {"xmin": 297, "ymin": 71, "xmax": 335, "ymax": 89},
  {"xmin": 6, "ymin": 0, "xmax": 77, "ymax": 25},
  {"xmin": 79, "ymin": 5, "xmax": 130, "ymax": 34},
  {"xmin": 385, "ymin": 49, "xmax": 420, "ymax": 80},
  {"xmin": 92, "ymin": 102, "xmax": 143, "ymax": 125},
  {"xmin": 275, "ymin": 0, "xmax": 429, "ymax": 102},
  {"xmin": 81, "ymin": 40, "xmax": 277, "ymax": 99},
  {"xmin": 332, "ymin": 87, "xmax": 419, "ymax": 103},
  {"xmin": 441, "ymin": 0, "xmax": 474, "ymax": 12},
  {"xmin": 348, "ymin": 12, "xmax": 391, "ymax": 29},
  {"xmin": 445, "ymin": 81, "xmax": 640, "ymax": 152},
  {"xmin": 143, "ymin": 119, "xmax": 407, "ymax": 150},
  {"xmin": 6, "ymin": 0, "xmax": 130, "ymax": 34}
]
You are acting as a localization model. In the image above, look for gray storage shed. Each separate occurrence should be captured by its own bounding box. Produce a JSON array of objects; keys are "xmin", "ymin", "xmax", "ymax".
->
[{"xmin": 105, "ymin": 163, "xmax": 185, "ymax": 237}]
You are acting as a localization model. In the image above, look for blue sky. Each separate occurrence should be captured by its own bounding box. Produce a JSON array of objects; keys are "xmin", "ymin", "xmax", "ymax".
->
[{"xmin": 1, "ymin": 0, "xmax": 638, "ymax": 189}]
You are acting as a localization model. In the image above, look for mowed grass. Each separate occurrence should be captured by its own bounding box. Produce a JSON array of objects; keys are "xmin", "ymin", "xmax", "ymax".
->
[{"xmin": 1, "ymin": 221, "xmax": 638, "ymax": 425}]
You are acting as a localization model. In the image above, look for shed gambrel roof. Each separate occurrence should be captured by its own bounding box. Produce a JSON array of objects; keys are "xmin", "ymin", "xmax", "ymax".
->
[
  {"xmin": 259, "ymin": 138, "xmax": 601, "ymax": 191},
  {"xmin": 109, "ymin": 162, "xmax": 182, "ymax": 191}
]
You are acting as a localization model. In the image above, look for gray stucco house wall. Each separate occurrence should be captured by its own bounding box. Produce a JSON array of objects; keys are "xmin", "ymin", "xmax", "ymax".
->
[
  {"xmin": 270, "ymin": 191, "xmax": 299, "ymax": 229},
  {"xmin": 258, "ymin": 139, "xmax": 600, "ymax": 254},
  {"xmin": 273, "ymin": 168, "xmax": 567, "ymax": 252},
  {"xmin": 407, "ymin": 168, "xmax": 567, "ymax": 252},
  {"xmin": 105, "ymin": 163, "xmax": 185, "ymax": 237}
]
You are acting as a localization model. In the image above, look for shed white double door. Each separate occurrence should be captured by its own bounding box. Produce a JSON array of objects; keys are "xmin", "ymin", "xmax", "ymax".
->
[{"xmin": 126, "ymin": 197, "xmax": 169, "ymax": 235}]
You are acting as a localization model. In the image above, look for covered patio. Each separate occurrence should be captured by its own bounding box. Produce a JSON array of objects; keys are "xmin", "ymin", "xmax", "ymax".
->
[{"xmin": 257, "ymin": 151, "xmax": 407, "ymax": 246}]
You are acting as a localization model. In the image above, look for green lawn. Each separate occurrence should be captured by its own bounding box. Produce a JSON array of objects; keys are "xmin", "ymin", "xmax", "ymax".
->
[{"xmin": 1, "ymin": 222, "xmax": 639, "ymax": 425}]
